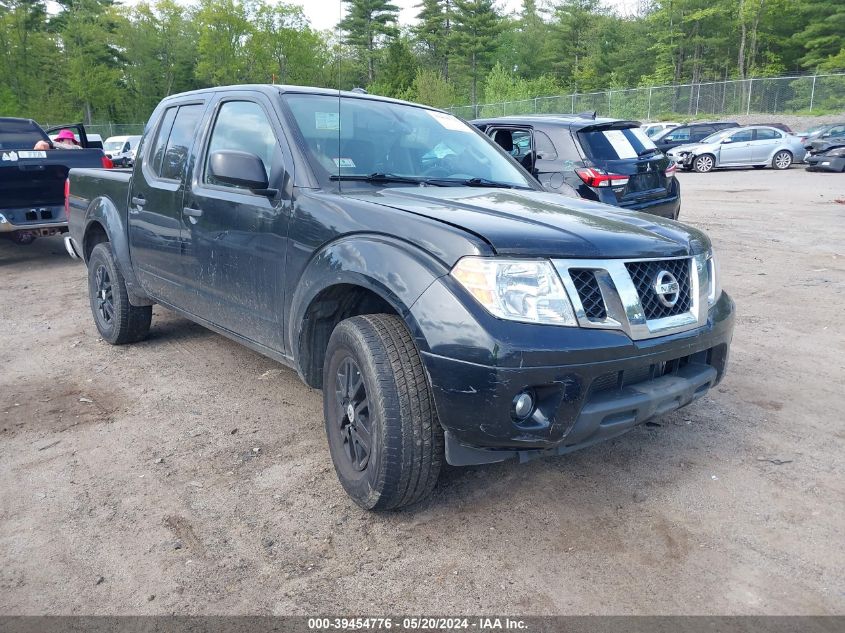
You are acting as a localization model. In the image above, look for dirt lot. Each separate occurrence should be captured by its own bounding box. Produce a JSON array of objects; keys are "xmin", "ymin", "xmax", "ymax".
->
[{"xmin": 1, "ymin": 168, "xmax": 843, "ymax": 616}]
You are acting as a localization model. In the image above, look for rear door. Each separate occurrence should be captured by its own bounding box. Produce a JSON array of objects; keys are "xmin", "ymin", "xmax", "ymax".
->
[
  {"xmin": 750, "ymin": 128, "xmax": 782, "ymax": 163},
  {"xmin": 576, "ymin": 123, "xmax": 671, "ymax": 205},
  {"xmin": 128, "ymin": 100, "xmax": 206, "ymax": 305},
  {"xmin": 180, "ymin": 93, "xmax": 293, "ymax": 351}
]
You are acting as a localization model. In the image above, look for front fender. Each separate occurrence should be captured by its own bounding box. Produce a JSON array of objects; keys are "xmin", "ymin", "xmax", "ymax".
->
[
  {"xmin": 288, "ymin": 234, "xmax": 450, "ymax": 364},
  {"xmin": 82, "ymin": 196, "xmax": 152, "ymax": 306}
]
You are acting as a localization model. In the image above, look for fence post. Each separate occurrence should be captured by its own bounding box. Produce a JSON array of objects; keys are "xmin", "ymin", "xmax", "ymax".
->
[
  {"xmin": 746, "ymin": 78, "xmax": 754, "ymax": 115},
  {"xmin": 534, "ymin": 97, "xmax": 538, "ymax": 113},
  {"xmin": 695, "ymin": 84, "xmax": 701, "ymax": 115},
  {"xmin": 571, "ymin": 93, "xmax": 576, "ymax": 114},
  {"xmin": 647, "ymin": 87, "xmax": 653, "ymax": 120},
  {"xmin": 607, "ymin": 90, "xmax": 612, "ymax": 116},
  {"xmin": 809, "ymin": 75, "xmax": 817, "ymax": 112}
]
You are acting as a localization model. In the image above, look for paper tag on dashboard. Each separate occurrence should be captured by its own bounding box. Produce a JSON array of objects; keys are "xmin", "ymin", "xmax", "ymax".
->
[{"xmin": 333, "ymin": 157, "xmax": 356, "ymax": 168}]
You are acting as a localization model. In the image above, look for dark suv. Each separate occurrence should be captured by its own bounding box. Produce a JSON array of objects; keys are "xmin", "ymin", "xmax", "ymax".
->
[
  {"xmin": 652, "ymin": 121, "xmax": 739, "ymax": 152},
  {"xmin": 473, "ymin": 115, "xmax": 681, "ymax": 220}
]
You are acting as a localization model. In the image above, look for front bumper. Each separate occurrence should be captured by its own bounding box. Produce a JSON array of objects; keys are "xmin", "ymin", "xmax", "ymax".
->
[
  {"xmin": 806, "ymin": 156, "xmax": 845, "ymax": 172},
  {"xmin": 418, "ymin": 291, "xmax": 734, "ymax": 466}
]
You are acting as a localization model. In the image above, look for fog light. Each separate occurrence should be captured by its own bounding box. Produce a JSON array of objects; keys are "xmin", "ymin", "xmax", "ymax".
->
[{"xmin": 512, "ymin": 391, "xmax": 535, "ymax": 421}]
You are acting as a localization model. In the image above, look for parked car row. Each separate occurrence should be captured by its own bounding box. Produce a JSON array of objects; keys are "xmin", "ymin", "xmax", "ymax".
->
[{"xmin": 665, "ymin": 126, "xmax": 805, "ymax": 172}]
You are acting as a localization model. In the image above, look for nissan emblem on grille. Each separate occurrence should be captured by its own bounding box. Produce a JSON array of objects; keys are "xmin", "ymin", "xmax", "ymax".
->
[{"xmin": 653, "ymin": 270, "xmax": 680, "ymax": 308}]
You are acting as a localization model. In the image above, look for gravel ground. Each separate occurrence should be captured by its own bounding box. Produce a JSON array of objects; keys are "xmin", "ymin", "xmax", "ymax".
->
[{"xmin": 1, "ymin": 167, "xmax": 843, "ymax": 616}]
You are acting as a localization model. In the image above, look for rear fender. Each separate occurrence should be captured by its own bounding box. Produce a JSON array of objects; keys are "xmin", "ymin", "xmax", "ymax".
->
[{"xmin": 83, "ymin": 196, "xmax": 152, "ymax": 306}]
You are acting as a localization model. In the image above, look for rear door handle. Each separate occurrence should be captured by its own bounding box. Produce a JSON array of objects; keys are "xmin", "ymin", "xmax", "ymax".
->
[
  {"xmin": 131, "ymin": 196, "xmax": 146, "ymax": 207},
  {"xmin": 183, "ymin": 207, "xmax": 203, "ymax": 218}
]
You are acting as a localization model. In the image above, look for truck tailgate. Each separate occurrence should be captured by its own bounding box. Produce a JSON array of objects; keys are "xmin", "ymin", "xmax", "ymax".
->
[{"xmin": 1, "ymin": 149, "xmax": 106, "ymax": 209}]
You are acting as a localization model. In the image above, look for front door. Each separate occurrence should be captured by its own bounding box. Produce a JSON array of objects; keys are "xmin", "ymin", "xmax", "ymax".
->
[
  {"xmin": 128, "ymin": 102, "xmax": 205, "ymax": 305},
  {"xmin": 718, "ymin": 129, "xmax": 754, "ymax": 165},
  {"xmin": 180, "ymin": 96, "xmax": 292, "ymax": 352}
]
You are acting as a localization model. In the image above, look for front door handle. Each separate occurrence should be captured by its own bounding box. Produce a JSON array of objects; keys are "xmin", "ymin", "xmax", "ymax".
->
[
  {"xmin": 182, "ymin": 207, "xmax": 203, "ymax": 218},
  {"xmin": 131, "ymin": 196, "xmax": 146, "ymax": 207}
]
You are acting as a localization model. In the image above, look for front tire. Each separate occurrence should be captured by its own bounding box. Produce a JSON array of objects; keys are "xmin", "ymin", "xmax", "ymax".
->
[
  {"xmin": 693, "ymin": 154, "xmax": 715, "ymax": 173},
  {"xmin": 773, "ymin": 150, "xmax": 792, "ymax": 170},
  {"xmin": 87, "ymin": 242, "xmax": 152, "ymax": 345},
  {"xmin": 322, "ymin": 314, "xmax": 443, "ymax": 510}
]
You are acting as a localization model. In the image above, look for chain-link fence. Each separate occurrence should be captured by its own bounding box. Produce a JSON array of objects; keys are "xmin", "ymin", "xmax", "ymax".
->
[{"xmin": 448, "ymin": 73, "xmax": 845, "ymax": 120}]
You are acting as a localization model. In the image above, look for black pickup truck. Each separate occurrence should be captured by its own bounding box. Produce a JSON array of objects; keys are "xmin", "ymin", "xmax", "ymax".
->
[
  {"xmin": 66, "ymin": 85, "xmax": 734, "ymax": 510},
  {"xmin": 0, "ymin": 118, "xmax": 111, "ymax": 245}
]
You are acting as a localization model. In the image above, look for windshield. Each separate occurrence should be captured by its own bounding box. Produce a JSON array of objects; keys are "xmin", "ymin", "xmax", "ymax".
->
[
  {"xmin": 104, "ymin": 140, "xmax": 124, "ymax": 151},
  {"xmin": 282, "ymin": 94, "xmax": 535, "ymax": 189}
]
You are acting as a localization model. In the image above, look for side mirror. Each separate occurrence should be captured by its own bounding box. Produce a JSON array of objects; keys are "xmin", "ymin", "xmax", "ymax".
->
[
  {"xmin": 208, "ymin": 150, "xmax": 274, "ymax": 194},
  {"xmin": 721, "ymin": 138, "xmax": 732, "ymax": 144}
]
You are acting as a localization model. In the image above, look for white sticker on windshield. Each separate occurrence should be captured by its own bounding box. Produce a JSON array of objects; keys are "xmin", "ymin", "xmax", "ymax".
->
[
  {"xmin": 315, "ymin": 112, "xmax": 340, "ymax": 131},
  {"xmin": 629, "ymin": 127, "xmax": 657, "ymax": 150},
  {"xmin": 17, "ymin": 150, "xmax": 47, "ymax": 159},
  {"xmin": 426, "ymin": 110, "xmax": 471, "ymax": 132},
  {"xmin": 1, "ymin": 151, "xmax": 19, "ymax": 161},
  {"xmin": 333, "ymin": 157, "xmax": 356, "ymax": 168},
  {"xmin": 602, "ymin": 130, "xmax": 638, "ymax": 159}
]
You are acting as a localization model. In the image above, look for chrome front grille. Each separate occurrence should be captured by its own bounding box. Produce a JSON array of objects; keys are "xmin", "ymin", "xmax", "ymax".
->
[
  {"xmin": 569, "ymin": 269, "xmax": 606, "ymax": 320},
  {"xmin": 554, "ymin": 254, "xmax": 710, "ymax": 341},
  {"xmin": 625, "ymin": 258, "xmax": 692, "ymax": 319}
]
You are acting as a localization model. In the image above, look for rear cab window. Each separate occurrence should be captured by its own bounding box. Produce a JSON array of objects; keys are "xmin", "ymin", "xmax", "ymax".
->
[
  {"xmin": 577, "ymin": 125, "xmax": 657, "ymax": 161},
  {"xmin": 147, "ymin": 104, "xmax": 204, "ymax": 181},
  {"xmin": 0, "ymin": 119, "xmax": 49, "ymax": 150}
]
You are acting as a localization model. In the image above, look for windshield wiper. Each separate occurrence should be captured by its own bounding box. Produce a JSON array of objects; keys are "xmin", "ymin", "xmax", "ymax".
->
[
  {"xmin": 329, "ymin": 172, "xmax": 425, "ymax": 185},
  {"xmin": 426, "ymin": 177, "xmax": 528, "ymax": 189}
]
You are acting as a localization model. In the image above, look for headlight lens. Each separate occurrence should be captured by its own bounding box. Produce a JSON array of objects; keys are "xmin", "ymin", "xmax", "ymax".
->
[
  {"xmin": 707, "ymin": 249, "xmax": 721, "ymax": 306},
  {"xmin": 451, "ymin": 257, "xmax": 577, "ymax": 325},
  {"xmin": 826, "ymin": 147, "xmax": 845, "ymax": 157}
]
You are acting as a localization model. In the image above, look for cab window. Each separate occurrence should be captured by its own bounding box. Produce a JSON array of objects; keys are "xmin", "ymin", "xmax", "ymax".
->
[{"xmin": 204, "ymin": 101, "xmax": 278, "ymax": 188}]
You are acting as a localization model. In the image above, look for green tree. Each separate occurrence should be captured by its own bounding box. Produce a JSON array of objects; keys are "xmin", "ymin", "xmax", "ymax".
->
[
  {"xmin": 195, "ymin": 0, "xmax": 251, "ymax": 86},
  {"xmin": 794, "ymin": 0, "xmax": 845, "ymax": 70},
  {"xmin": 58, "ymin": 0, "xmax": 127, "ymax": 123},
  {"xmin": 415, "ymin": 0, "xmax": 452, "ymax": 78},
  {"xmin": 406, "ymin": 67, "xmax": 457, "ymax": 107},
  {"xmin": 368, "ymin": 36, "xmax": 418, "ymax": 97},
  {"xmin": 339, "ymin": 0, "xmax": 399, "ymax": 84},
  {"xmin": 450, "ymin": 0, "xmax": 499, "ymax": 105}
]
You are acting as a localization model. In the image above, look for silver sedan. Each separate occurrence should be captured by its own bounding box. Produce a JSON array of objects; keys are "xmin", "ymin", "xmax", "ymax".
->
[{"xmin": 666, "ymin": 126, "xmax": 807, "ymax": 173}]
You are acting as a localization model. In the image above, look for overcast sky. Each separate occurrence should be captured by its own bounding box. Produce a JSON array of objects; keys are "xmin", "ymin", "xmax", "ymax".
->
[{"xmin": 298, "ymin": 0, "xmax": 637, "ymax": 32}]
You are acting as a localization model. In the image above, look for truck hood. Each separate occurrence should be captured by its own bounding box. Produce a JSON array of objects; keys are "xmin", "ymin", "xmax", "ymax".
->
[{"xmin": 342, "ymin": 187, "xmax": 709, "ymax": 259}]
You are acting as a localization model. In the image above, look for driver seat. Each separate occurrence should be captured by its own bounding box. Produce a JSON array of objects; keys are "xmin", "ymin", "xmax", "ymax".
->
[{"xmin": 492, "ymin": 129, "xmax": 513, "ymax": 152}]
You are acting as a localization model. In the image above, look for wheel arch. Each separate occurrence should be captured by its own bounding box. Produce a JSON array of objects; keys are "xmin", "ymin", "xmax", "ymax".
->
[
  {"xmin": 289, "ymin": 235, "xmax": 449, "ymax": 388},
  {"xmin": 82, "ymin": 196, "xmax": 152, "ymax": 306}
]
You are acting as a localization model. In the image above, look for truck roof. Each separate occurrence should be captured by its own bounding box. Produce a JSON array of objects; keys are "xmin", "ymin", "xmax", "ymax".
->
[{"xmin": 160, "ymin": 84, "xmax": 439, "ymax": 112}]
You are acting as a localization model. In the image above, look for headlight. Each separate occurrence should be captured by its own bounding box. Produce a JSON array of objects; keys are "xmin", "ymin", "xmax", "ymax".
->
[
  {"xmin": 451, "ymin": 257, "xmax": 577, "ymax": 326},
  {"xmin": 706, "ymin": 249, "xmax": 721, "ymax": 306},
  {"xmin": 826, "ymin": 147, "xmax": 845, "ymax": 157}
]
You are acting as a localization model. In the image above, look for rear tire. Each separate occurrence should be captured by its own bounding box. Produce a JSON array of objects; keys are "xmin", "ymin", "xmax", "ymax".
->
[
  {"xmin": 772, "ymin": 150, "xmax": 792, "ymax": 170},
  {"xmin": 88, "ymin": 242, "xmax": 152, "ymax": 345},
  {"xmin": 693, "ymin": 154, "xmax": 715, "ymax": 173},
  {"xmin": 322, "ymin": 314, "xmax": 443, "ymax": 510}
]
